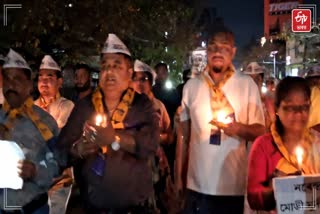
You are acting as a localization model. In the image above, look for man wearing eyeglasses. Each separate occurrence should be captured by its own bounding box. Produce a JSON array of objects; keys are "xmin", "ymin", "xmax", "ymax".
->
[{"xmin": 178, "ymin": 27, "xmax": 265, "ymax": 213}]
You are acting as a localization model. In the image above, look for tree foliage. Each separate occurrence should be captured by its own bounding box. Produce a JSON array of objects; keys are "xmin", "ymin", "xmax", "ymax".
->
[{"xmin": 1, "ymin": 0, "xmax": 195, "ymax": 84}]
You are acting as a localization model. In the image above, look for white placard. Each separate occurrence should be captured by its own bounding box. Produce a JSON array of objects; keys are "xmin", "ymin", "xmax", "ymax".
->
[
  {"xmin": 0, "ymin": 140, "xmax": 25, "ymax": 189},
  {"xmin": 273, "ymin": 174, "xmax": 320, "ymax": 214}
]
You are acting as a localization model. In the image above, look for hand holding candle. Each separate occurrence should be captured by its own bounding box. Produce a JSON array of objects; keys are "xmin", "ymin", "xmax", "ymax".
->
[
  {"xmin": 216, "ymin": 110, "xmax": 233, "ymax": 125},
  {"xmin": 95, "ymin": 114, "xmax": 107, "ymax": 127},
  {"xmin": 210, "ymin": 110, "xmax": 233, "ymax": 128}
]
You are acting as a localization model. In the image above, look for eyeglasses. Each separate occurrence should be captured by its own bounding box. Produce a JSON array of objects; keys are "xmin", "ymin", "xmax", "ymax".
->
[
  {"xmin": 207, "ymin": 44, "xmax": 233, "ymax": 55},
  {"xmin": 132, "ymin": 77, "xmax": 149, "ymax": 83},
  {"xmin": 281, "ymin": 104, "xmax": 310, "ymax": 113}
]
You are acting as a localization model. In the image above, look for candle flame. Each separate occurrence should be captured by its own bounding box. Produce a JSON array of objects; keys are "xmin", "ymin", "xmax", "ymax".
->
[
  {"xmin": 216, "ymin": 110, "xmax": 233, "ymax": 125},
  {"xmin": 96, "ymin": 114, "xmax": 103, "ymax": 126},
  {"xmin": 295, "ymin": 146, "xmax": 304, "ymax": 167}
]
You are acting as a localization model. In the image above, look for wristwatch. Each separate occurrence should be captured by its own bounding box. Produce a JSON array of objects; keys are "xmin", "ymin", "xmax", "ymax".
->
[{"xmin": 111, "ymin": 135, "xmax": 121, "ymax": 151}]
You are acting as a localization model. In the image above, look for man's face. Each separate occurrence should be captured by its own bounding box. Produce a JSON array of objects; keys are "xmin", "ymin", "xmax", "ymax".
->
[
  {"xmin": 155, "ymin": 65, "xmax": 168, "ymax": 83},
  {"xmin": 99, "ymin": 53, "xmax": 132, "ymax": 94},
  {"xmin": 132, "ymin": 72, "xmax": 151, "ymax": 95},
  {"xmin": 38, "ymin": 69, "xmax": 62, "ymax": 97},
  {"xmin": 2, "ymin": 68, "xmax": 32, "ymax": 108},
  {"xmin": 207, "ymin": 34, "xmax": 236, "ymax": 73},
  {"xmin": 75, "ymin": 68, "xmax": 91, "ymax": 92}
]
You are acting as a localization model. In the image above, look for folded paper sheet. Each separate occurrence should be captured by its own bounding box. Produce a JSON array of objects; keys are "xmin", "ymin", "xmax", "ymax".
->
[
  {"xmin": 273, "ymin": 175, "xmax": 320, "ymax": 214},
  {"xmin": 0, "ymin": 140, "xmax": 25, "ymax": 189}
]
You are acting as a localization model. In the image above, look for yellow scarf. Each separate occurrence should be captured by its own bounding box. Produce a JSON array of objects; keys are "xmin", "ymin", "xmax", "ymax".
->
[
  {"xmin": 91, "ymin": 87, "xmax": 135, "ymax": 129},
  {"xmin": 270, "ymin": 123, "xmax": 319, "ymax": 175},
  {"xmin": 38, "ymin": 93, "xmax": 61, "ymax": 111},
  {"xmin": 203, "ymin": 66, "xmax": 235, "ymax": 121},
  {"xmin": 2, "ymin": 97, "xmax": 54, "ymax": 141}
]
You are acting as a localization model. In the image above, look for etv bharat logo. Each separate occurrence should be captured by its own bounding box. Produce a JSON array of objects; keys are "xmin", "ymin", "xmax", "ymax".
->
[{"xmin": 292, "ymin": 4, "xmax": 317, "ymax": 33}]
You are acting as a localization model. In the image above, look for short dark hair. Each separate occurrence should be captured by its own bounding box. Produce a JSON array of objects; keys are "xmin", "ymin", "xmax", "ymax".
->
[
  {"xmin": 208, "ymin": 27, "xmax": 235, "ymax": 46},
  {"xmin": 74, "ymin": 63, "xmax": 92, "ymax": 74},
  {"xmin": 274, "ymin": 76, "xmax": 311, "ymax": 136},
  {"xmin": 155, "ymin": 62, "xmax": 168, "ymax": 71}
]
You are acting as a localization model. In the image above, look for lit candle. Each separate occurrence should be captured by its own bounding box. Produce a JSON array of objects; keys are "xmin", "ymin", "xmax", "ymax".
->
[
  {"xmin": 96, "ymin": 114, "xmax": 103, "ymax": 126},
  {"xmin": 216, "ymin": 110, "xmax": 233, "ymax": 125},
  {"xmin": 95, "ymin": 114, "xmax": 106, "ymax": 127},
  {"xmin": 295, "ymin": 145, "xmax": 304, "ymax": 172}
]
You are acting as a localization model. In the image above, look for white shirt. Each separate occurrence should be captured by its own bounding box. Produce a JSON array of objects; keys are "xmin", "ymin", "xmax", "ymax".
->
[
  {"xmin": 34, "ymin": 97, "xmax": 74, "ymax": 129},
  {"xmin": 180, "ymin": 71, "xmax": 265, "ymax": 196}
]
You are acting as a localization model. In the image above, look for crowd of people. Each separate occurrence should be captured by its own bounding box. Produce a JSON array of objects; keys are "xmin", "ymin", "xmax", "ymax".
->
[{"xmin": 0, "ymin": 27, "xmax": 320, "ymax": 214}]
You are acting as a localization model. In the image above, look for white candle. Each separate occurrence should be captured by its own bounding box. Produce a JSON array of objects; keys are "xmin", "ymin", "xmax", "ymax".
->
[{"xmin": 295, "ymin": 145, "xmax": 304, "ymax": 170}]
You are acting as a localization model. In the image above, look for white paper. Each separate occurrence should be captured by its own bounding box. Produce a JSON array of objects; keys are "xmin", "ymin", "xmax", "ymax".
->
[
  {"xmin": 273, "ymin": 175, "xmax": 320, "ymax": 214},
  {"xmin": 0, "ymin": 140, "xmax": 25, "ymax": 189}
]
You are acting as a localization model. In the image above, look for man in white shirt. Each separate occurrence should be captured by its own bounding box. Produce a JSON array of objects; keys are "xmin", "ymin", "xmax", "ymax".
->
[
  {"xmin": 34, "ymin": 55, "xmax": 74, "ymax": 214},
  {"xmin": 178, "ymin": 28, "xmax": 265, "ymax": 213}
]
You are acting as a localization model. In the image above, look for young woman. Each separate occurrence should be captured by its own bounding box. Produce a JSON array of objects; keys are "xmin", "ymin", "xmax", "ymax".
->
[{"xmin": 247, "ymin": 76, "xmax": 320, "ymax": 212}]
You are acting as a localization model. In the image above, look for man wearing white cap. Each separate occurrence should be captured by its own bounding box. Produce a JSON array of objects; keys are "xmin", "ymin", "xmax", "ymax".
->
[
  {"xmin": 305, "ymin": 65, "xmax": 320, "ymax": 132},
  {"xmin": 244, "ymin": 62, "xmax": 275, "ymax": 130},
  {"xmin": 0, "ymin": 49, "xmax": 59, "ymax": 213},
  {"xmin": 34, "ymin": 55, "xmax": 74, "ymax": 129},
  {"xmin": 57, "ymin": 34, "xmax": 159, "ymax": 213},
  {"xmin": 35, "ymin": 55, "xmax": 74, "ymax": 214}
]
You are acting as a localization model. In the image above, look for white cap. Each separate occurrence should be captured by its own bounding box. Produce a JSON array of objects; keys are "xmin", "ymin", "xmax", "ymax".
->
[
  {"xmin": 244, "ymin": 62, "xmax": 264, "ymax": 74},
  {"xmin": 134, "ymin": 60, "xmax": 157, "ymax": 85},
  {"xmin": 101, "ymin": 34, "xmax": 131, "ymax": 56},
  {"xmin": 306, "ymin": 65, "xmax": 320, "ymax": 77},
  {"xmin": 3, "ymin": 49, "xmax": 31, "ymax": 71},
  {"xmin": 40, "ymin": 55, "xmax": 61, "ymax": 71}
]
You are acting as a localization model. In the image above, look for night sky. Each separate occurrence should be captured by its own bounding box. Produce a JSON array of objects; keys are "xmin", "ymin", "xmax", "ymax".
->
[
  {"xmin": 211, "ymin": 0, "xmax": 320, "ymax": 48},
  {"xmin": 213, "ymin": 0, "xmax": 264, "ymax": 48}
]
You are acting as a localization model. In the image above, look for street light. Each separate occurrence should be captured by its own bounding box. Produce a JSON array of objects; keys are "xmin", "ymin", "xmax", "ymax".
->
[{"xmin": 270, "ymin": 51, "xmax": 278, "ymax": 78}]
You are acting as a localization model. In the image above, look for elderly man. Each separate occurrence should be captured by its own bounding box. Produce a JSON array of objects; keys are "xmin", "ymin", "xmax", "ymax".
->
[
  {"xmin": 178, "ymin": 28, "xmax": 265, "ymax": 213},
  {"xmin": 0, "ymin": 49, "xmax": 59, "ymax": 213},
  {"xmin": 56, "ymin": 34, "xmax": 159, "ymax": 213}
]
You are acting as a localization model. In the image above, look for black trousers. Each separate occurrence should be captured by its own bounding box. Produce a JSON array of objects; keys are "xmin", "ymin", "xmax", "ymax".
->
[{"xmin": 183, "ymin": 189, "xmax": 244, "ymax": 214}]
